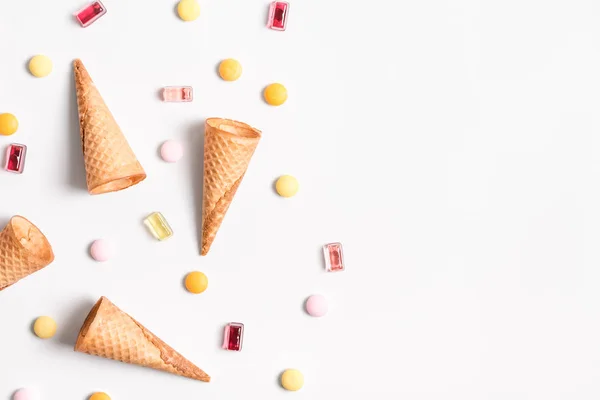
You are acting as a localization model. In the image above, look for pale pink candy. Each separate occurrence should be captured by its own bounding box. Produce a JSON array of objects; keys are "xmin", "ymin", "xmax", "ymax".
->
[
  {"xmin": 13, "ymin": 388, "xmax": 40, "ymax": 400},
  {"xmin": 305, "ymin": 294, "xmax": 328, "ymax": 317},
  {"xmin": 160, "ymin": 140, "xmax": 183, "ymax": 163},
  {"xmin": 90, "ymin": 239, "xmax": 115, "ymax": 262}
]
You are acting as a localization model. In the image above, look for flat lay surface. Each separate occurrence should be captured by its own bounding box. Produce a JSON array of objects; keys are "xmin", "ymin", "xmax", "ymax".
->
[{"xmin": 1, "ymin": 0, "xmax": 600, "ymax": 398}]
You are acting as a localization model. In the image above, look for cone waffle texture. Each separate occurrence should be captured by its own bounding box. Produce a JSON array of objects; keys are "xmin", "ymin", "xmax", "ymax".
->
[
  {"xmin": 74, "ymin": 59, "xmax": 146, "ymax": 195},
  {"xmin": 0, "ymin": 216, "xmax": 54, "ymax": 291},
  {"xmin": 75, "ymin": 296, "xmax": 210, "ymax": 382},
  {"xmin": 201, "ymin": 118, "xmax": 261, "ymax": 255}
]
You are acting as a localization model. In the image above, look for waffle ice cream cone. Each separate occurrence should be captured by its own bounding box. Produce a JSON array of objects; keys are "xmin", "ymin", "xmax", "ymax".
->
[
  {"xmin": 75, "ymin": 297, "xmax": 210, "ymax": 382},
  {"xmin": 0, "ymin": 216, "xmax": 54, "ymax": 291},
  {"xmin": 74, "ymin": 59, "xmax": 146, "ymax": 195},
  {"xmin": 201, "ymin": 118, "xmax": 261, "ymax": 255}
]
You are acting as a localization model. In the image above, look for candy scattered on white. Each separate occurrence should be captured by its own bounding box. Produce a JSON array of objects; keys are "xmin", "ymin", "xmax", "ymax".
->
[
  {"xmin": 305, "ymin": 294, "xmax": 328, "ymax": 317},
  {"xmin": 160, "ymin": 140, "xmax": 183, "ymax": 163},
  {"xmin": 90, "ymin": 239, "xmax": 115, "ymax": 262},
  {"xmin": 13, "ymin": 388, "xmax": 40, "ymax": 400}
]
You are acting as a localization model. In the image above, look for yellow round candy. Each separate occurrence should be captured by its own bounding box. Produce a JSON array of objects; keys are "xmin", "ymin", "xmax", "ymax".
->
[
  {"xmin": 281, "ymin": 369, "xmax": 304, "ymax": 391},
  {"xmin": 264, "ymin": 83, "xmax": 288, "ymax": 106},
  {"xmin": 275, "ymin": 175, "xmax": 299, "ymax": 198},
  {"xmin": 177, "ymin": 0, "xmax": 201, "ymax": 21},
  {"xmin": 219, "ymin": 59, "xmax": 242, "ymax": 81},
  {"xmin": 28, "ymin": 55, "xmax": 53, "ymax": 78},
  {"xmin": 0, "ymin": 113, "xmax": 18, "ymax": 136},
  {"xmin": 185, "ymin": 271, "xmax": 208, "ymax": 294},
  {"xmin": 33, "ymin": 316, "xmax": 57, "ymax": 339},
  {"xmin": 89, "ymin": 393, "xmax": 111, "ymax": 400}
]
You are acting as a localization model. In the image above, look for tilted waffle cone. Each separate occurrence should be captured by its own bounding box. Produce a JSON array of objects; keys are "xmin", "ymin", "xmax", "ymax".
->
[
  {"xmin": 201, "ymin": 118, "xmax": 261, "ymax": 255},
  {"xmin": 74, "ymin": 59, "xmax": 146, "ymax": 195},
  {"xmin": 0, "ymin": 216, "xmax": 54, "ymax": 291},
  {"xmin": 75, "ymin": 297, "xmax": 210, "ymax": 382}
]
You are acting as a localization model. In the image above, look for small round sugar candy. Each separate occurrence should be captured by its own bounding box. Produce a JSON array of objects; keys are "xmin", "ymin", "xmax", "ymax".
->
[
  {"xmin": 0, "ymin": 113, "xmax": 19, "ymax": 136},
  {"xmin": 33, "ymin": 316, "xmax": 57, "ymax": 339},
  {"xmin": 89, "ymin": 392, "xmax": 111, "ymax": 400},
  {"xmin": 185, "ymin": 271, "xmax": 208, "ymax": 294},
  {"xmin": 275, "ymin": 175, "xmax": 299, "ymax": 197},
  {"xmin": 177, "ymin": 0, "xmax": 200, "ymax": 21},
  {"xmin": 305, "ymin": 294, "xmax": 328, "ymax": 317},
  {"xmin": 219, "ymin": 59, "xmax": 242, "ymax": 81},
  {"xmin": 160, "ymin": 140, "xmax": 183, "ymax": 163},
  {"xmin": 28, "ymin": 55, "xmax": 53, "ymax": 78},
  {"xmin": 13, "ymin": 388, "xmax": 41, "ymax": 400},
  {"xmin": 90, "ymin": 239, "xmax": 115, "ymax": 262},
  {"xmin": 281, "ymin": 369, "xmax": 304, "ymax": 391},
  {"xmin": 264, "ymin": 83, "xmax": 288, "ymax": 106}
]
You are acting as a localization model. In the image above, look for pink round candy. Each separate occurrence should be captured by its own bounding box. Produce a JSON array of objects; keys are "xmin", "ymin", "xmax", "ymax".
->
[
  {"xmin": 90, "ymin": 239, "xmax": 115, "ymax": 262},
  {"xmin": 160, "ymin": 140, "xmax": 183, "ymax": 163},
  {"xmin": 305, "ymin": 294, "xmax": 328, "ymax": 317},
  {"xmin": 13, "ymin": 388, "xmax": 40, "ymax": 400}
]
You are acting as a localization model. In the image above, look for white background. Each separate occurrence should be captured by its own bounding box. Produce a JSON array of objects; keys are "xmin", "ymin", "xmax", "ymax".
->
[{"xmin": 1, "ymin": 0, "xmax": 600, "ymax": 398}]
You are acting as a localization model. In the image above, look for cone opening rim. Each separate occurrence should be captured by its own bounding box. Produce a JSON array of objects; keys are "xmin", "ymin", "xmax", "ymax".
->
[
  {"xmin": 89, "ymin": 173, "xmax": 146, "ymax": 195},
  {"xmin": 205, "ymin": 118, "xmax": 261, "ymax": 139},
  {"xmin": 75, "ymin": 296, "xmax": 105, "ymax": 349},
  {"xmin": 9, "ymin": 216, "xmax": 54, "ymax": 265}
]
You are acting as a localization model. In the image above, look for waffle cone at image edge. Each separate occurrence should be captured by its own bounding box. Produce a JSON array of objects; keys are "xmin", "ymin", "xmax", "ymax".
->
[
  {"xmin": 73, "ymin": 59, "xmax": 146, "ymax": 195},
  {"xmin": 0, "ymin": 216, "xmax": 54, "ymax": 291},
  {"xmin": 75, "ymin": 296, "xmax": 210, "ymax": 382},
  {"xmin": 201, "ymin": 118, "xmax": 261, "ymax": 255}
]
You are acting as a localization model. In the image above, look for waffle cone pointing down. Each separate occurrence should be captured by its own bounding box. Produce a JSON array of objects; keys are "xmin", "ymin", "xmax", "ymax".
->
[
  {"xmin": 74, "ymin": 59, "xmax": 146, "ymax": 195},
  {"xmin": 75, "ymin": 297, "xmax": 210, "ymax": 382},
  {"xmin": 201, "ymin": 118, "xmax": 261, "ymax": 255},
  {"xmin": 0, "ymin": 216, "xmax": 54, "ymax": 291}
]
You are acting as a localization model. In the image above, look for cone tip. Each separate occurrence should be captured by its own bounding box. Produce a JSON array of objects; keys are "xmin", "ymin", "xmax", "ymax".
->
[{"xmin": 200, "ymin": 237, "xmax": 211, "ymax": 256}]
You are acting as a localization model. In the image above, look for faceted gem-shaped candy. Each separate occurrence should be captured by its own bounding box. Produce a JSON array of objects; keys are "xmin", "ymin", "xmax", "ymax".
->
[
  {"xmin": 222, "ymin": 322, "xmax": 244, "ymax": 351},
  {"xmin": 267, "ymin": 2, "xmax": 289, "ymax": 31},
  {"xmin": 323, "ymin": 242, "xmax": 345, "ymax": 272},
  {"xmin": 162, "ymin": 86, "xmax": 193, "ymax": 102},
  {"xmin": 144, "ymin": 212, "xmax": 173, "ymax": 241},
  {"xmin": 75, "ymin": 1, "xmax": 107, "ymax": 28},
  {"xmin": 3, "ymin": 144, "xmax": 27, "ymax": 174}
]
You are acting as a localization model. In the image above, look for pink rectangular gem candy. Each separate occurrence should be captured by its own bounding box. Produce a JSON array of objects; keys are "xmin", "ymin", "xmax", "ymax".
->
[
  {"xmin": 75, "ymin": 1, "xmax": 107, "ymax": 28},
  {"xmin": 3, "ymin": 144, "xmax": 27, "ymax": 174},
  {"xmin": 323, "ymin": 242, "xmax": 345, "ymax": 272},
  {"xmin": 267, "ymin": 2, "xmax": 289, "ymax": 31},
  {"xmin": 162, "ymin": 86, "xmax": 193, "ymax": 102},
  {"xmin": 222, "ymin": 322, "xmax": 244, "ymax": 351}
]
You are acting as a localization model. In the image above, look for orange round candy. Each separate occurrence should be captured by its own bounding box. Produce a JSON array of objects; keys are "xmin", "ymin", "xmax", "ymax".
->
[
  {"xmin": 219, "ymin": 59, "xmax": 242, "ymax": 81},
  {"xmin": 0, "ymin": 113, "xmax": 18, "ymax": 136},
  {"xmin": 263, "ymin": 83, "xmax": 287, "ymax": 106},
  {"xmin": 185, "ymin": 271, "xmax": 208, "ymax": 294},
  {"xmin": 89, "ymin": 392, "xmax": 111, "ymax": 400}
]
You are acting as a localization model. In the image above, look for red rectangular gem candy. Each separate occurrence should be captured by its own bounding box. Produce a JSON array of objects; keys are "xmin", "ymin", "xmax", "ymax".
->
[
  {"xmin": 323, "ymin": 242, "xmax": 345, "ymax": 272},
  {"xmin": 3, "ymin": 144, "xmax": 27, "ymax": 174},
  {"xmin": 222, "ymin": 322, "xmax": 244, "ymax": 351},
  {"xmin": 75, "ymin": 1, "xmax": 107, "ymax": 27},
  {"xmin": 162, "ymin": 86, "xmax": 193, "ymax": 102},
  {"xmin": 267, "ymin": 2, "xmax": 289, "ymax": 31}
]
